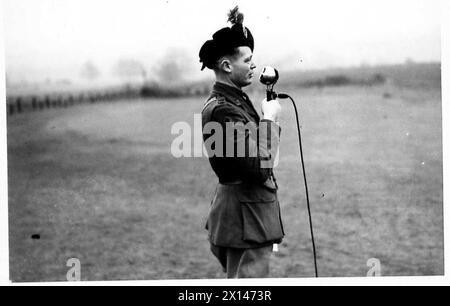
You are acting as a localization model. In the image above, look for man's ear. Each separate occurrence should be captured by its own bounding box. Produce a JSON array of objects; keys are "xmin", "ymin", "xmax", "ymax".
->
[{"xmin": 218, "ymin": 58, "xmax": 232, "ymax": 73}]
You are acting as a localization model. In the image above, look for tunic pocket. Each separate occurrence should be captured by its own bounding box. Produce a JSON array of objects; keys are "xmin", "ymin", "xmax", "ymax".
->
[{"xmin": 238, "ymin": 185, "xmax": 284, "ymax": 244}]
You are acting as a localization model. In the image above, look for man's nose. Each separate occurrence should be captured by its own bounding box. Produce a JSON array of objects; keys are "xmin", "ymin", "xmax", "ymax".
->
[{"xmin": 251, "ymin": 62, "xmax": 256, "ymax": 70}]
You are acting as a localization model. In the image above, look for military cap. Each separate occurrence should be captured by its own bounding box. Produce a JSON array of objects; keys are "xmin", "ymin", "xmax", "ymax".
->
[{"xmin": 199, "ymin": 6, "xmax": 254, "ymax": 71}]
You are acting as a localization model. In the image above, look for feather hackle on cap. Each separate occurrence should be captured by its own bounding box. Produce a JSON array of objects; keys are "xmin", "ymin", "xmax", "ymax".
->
[
  {"xmin": 227, "ymin": 6, "xmax": 247, "ymax": 37},
  {"xmin": 227, "ymin": 6, "xmax": 244, "ymax": 25}
]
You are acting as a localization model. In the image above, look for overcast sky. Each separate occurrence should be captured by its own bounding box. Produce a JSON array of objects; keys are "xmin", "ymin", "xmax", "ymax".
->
[{"xmin": 3, "ymin": 0, "xmax": 442, "ymax": 84}]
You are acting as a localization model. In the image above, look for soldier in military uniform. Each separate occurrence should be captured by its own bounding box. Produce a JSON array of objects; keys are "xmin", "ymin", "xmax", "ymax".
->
[{"xmin": 199, "ymin": 7, "xmax": 284, "ymax": 278}]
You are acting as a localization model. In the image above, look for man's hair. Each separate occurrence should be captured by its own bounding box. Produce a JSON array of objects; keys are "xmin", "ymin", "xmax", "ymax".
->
[{"xmin": 212, "ymin": 48, "xmax": 241, "ymax": 71}]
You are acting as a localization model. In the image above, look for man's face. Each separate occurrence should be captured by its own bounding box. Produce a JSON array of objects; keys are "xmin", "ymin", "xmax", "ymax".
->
[{"xmin": 228, "ymin": 46, "xmax": 256, "ymax": 88}]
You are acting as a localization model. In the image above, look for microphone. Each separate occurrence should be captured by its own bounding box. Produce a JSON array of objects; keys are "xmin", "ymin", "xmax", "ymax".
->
[{"xmin": 259, "ymin": 66, "xmax": 279, "ymax": 101}]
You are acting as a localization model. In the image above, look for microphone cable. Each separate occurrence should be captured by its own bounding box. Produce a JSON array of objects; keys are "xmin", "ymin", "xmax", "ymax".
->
[{"xmin": 277, "ymin": 92, "xmax": 319, "ymax": 278}]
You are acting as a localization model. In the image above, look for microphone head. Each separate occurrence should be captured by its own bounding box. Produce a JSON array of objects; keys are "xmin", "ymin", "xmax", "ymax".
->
[{"xmin": 259, "ymin": 66, "xmax": 279, "ymax": 86}]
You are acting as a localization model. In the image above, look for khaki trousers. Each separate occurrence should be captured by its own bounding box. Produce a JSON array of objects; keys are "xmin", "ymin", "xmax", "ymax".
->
[{"xmin": 210, "ymin": 244, "xmax": 273, "ymax": 278}]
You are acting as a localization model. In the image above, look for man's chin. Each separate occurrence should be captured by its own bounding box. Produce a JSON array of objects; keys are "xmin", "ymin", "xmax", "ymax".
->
[{"xmin": 241, "ymin": 79, "xmax": 253, "ymax": 87}]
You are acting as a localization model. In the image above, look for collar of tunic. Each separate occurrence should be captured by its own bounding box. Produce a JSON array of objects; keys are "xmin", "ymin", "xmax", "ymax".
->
[{"xmin": 211, "ymin": 82, "xmax": 260, "ymax": 122}]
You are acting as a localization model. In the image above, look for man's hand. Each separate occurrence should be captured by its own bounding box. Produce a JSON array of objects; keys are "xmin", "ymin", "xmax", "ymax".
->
[{"xmin": 261, "ymin": 98, "xmax": 281, "ymax": 123}]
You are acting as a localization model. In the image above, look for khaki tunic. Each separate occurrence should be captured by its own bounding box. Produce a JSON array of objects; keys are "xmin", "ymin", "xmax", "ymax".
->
[{"xmin": 202, "ymin": 82, "xmax": 285, "ymax": 249}]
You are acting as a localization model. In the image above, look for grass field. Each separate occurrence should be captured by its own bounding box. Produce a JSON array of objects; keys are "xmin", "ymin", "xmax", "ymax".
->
[{"xmin": 7, "ymin": 82, "xmax": 443, "ymax": 281}]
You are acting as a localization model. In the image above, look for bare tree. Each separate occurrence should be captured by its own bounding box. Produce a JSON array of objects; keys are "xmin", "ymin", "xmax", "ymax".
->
[
  {"xmin": 113, "ymin": 59, "xmax": 147, "ymax": 82},
  {"xmin": 80, "ymin": 61, "xmax": 100, "ymax": 80},
  {"xmin": 405, "ymin": 58, "xmax": 416, "ymax": 66},
  {"xmin": 154, "ymin": 48, "xmax": 192, "ymax": 85}
]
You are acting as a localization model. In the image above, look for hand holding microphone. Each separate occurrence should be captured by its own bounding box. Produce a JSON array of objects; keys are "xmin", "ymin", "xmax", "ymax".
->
[
  {"xmin": 261, "ymin": 98, "xmax": 281, "ymax": 122},
  {"xmin": 260, "ymin": 66, "xmax": 281, "ymax": 122}
]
